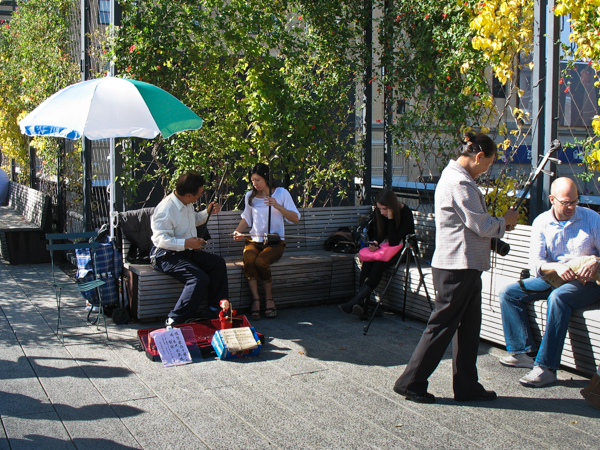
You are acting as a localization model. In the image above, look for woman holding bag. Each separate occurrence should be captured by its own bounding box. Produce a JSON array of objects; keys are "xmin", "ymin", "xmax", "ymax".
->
[
  {"xmin": 233, "ymin": 163, "xmax": 300, "ymax": 320},
  {"xmin": 339, "ymin": 190, "xmax": 415, "ymax": 318}
]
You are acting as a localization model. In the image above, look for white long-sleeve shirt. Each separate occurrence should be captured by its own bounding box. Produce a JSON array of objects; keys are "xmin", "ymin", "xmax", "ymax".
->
[
  {"xmin": 151, "ymin": 192, "xmax": 208, "ymax": 251},
  {"xmin": 241, "ymin": 187, "xmax": 300, "ymax": 242}
]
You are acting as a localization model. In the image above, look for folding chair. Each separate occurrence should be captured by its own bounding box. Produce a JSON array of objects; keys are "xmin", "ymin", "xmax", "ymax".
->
[{"xmin": 46, "ymin": 231, "xmax": 107, "ymax": 343}]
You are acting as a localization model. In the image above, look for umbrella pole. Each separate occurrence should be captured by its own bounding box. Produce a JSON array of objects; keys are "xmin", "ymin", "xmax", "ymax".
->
[{"xmin": 109, "ymin": 137, "xmax": 116, "ymax": 240}]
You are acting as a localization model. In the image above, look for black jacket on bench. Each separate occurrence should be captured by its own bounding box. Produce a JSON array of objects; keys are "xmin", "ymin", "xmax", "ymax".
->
[{"xmin": 116, "ymin": 208, "xmax": 155, "ymax": 264}]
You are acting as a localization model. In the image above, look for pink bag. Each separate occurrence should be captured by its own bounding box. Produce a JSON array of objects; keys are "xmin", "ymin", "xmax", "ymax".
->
[{"xmin": 359, "ymin": 242, "xmax": 403, "ymax": 262}]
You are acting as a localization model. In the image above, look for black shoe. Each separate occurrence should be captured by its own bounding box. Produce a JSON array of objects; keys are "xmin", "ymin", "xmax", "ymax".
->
[
  {"xmin": 367, "ymin": 301, "xmax": 383, "ymax": 317},
  {"xmin": 165, "ymin": 317, "xmax": 179, "ymax": 327},
  {"xmin": 200, "ymin": 307, "xmax": 220, "ymax": 320},
  {"xmin": 339, "ymin": 284, "xmax": 374, "ymax": 315},
  {"xmin": 338, "ymin": 302, "xmax": 354, "ymax": 314},
  {"xmin": 393, "ymin": 386, "xmax": 436, "ymax": 404},
  {"xmin": 454, "ymin": 390, "xmax": 497, "ymax": 402},
  {"xmin": 352, "ymin": 303, "xmax": 366, "ymax": 318}
]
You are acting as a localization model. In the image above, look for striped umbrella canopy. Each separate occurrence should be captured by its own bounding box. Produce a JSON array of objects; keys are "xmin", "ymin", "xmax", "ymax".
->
[{"xmin": 19, "ymin": 75, "xmax": 203, "ymax": 140}]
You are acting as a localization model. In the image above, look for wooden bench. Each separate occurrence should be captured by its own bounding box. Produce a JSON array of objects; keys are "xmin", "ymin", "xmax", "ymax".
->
[
  {"xmin": 369, "ymin": 212, "xmax": 600, "ymax": 376},
  {"xmin": 119, "ymin": 206, "xmax": 373, "ymax": 322},
  {"xmin": 0, "ymin": 181, "xmax": 52, "ymax": 264}
]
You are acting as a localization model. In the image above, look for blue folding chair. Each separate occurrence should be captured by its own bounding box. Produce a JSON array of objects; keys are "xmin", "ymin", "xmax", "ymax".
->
[{"xmin": 46, "ymin": 232, "xmax": 107, "ymax": 343}]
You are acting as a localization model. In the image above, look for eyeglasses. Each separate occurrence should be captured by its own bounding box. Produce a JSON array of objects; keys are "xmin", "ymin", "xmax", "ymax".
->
[{"xmin": 553, "ymin": 197, "xmax": 579, "ymax": 207}]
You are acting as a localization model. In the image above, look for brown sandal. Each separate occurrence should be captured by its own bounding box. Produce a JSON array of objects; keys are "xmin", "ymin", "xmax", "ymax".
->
[
  {"xmin": 264, "ymin": 299, "xmax": 277, "ymax": 318},
  {"xmin": 251, "ymin": 299, "xmax": 261, "ymax": 321}
]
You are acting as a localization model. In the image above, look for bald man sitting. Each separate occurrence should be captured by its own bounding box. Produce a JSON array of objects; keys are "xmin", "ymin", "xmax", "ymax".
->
[{"xmin": 499, "ymin": 177, "xmax": 600, "ymax": 387}]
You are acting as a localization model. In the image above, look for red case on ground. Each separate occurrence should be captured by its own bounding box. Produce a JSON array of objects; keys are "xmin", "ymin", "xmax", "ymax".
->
[{"xmin": 138, "ymin": 316, "xmax": 264, "ymax": 361}]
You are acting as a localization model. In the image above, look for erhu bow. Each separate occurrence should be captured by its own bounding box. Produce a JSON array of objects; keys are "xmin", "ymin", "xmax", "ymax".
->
[
  {"xmin": 264, "ymin": 155, "xmax": 282, "ymax": 246},
  {"xmin": 197, "ymin": 163, "xmax": 228, "ymax": 242}
]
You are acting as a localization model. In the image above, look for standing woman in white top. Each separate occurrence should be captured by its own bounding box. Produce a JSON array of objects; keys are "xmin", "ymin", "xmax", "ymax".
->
[
  {"xmin": 233, "ymin": 163, "xmax": 300, "ymax": 319},
  {"xmin": 393, "ymin": 132, "xmax": 519, "ymax": 404}
]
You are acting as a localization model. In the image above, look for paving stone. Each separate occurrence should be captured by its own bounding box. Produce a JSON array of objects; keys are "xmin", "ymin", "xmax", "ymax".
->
[
  {"xmin": 2, "ymin": 411, "xmax": 73, "ymax": 450},
  {"xmin": 2, "ymin": 262, "xmax": 600, "ymax": 449}
]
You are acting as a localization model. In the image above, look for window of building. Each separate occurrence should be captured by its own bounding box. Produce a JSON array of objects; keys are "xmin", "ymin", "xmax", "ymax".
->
[
  {"xmin": 99, "ymin": 0, "xmax": 110, "ymax": 25},
  {"xmin": 492, "ymin": 76, "xmax": 506, "ymax": 98}
]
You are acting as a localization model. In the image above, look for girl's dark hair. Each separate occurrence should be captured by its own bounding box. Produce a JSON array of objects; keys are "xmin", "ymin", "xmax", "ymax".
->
[
  {"xmin": 458, "ymin": 132, "xmax": 497, "ymax": 158},
  {"xmin": 175, "ymin": 171, "xmax": 205, "ymax": 196},
  {"xmin": 248, "ymin": 163, "xmax": 277, "ymax": 206},
  {"xmin": 374, "ymin": 190, "xmax": 403, "ymax": 238}
]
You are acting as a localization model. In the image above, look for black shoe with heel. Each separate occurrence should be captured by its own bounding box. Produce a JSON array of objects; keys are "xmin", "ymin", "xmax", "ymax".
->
[{"xmin": 339, "ymin": 284, "xmax": 373, "ymax": 314}]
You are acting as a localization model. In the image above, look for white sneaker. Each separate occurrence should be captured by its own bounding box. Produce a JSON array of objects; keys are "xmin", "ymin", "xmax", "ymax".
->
[
  {"xmin": 519, "ymin": 366, "xmax": 557, "ymax": 388},
  {"xmin": 85, "ymin": 303, "xmax": 99, "ymax": 313},
  {"xmin": 499, "ymin": 353, "xmax": 534, "ymax": 368}
]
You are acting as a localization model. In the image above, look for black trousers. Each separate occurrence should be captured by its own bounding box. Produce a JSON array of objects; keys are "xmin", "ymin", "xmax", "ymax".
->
[
  {"xmin": 153, "ymin": 248, "xmax": 228, "ymax": 323},
  {"xmin": 359, "ymin": 250, "xmax": 404, "ymax": 290},
  {"xmin": 394, "ymin": 268, "xmax": 485, "ymax": 398}
]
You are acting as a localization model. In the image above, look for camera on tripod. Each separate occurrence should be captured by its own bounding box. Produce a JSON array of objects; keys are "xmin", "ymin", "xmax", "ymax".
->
[
  {"xmin": 491, "ymin": 237, "xmax": 510, "ymax": 256},
  {"xmin": 405, "ymin": 234, "xmax": 424, "ymax": 246}
]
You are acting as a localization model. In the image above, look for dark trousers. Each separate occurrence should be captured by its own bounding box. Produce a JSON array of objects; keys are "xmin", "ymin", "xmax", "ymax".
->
[
  {"xmin": 394, "ymin": 268, "xmax": 485, "ymax": 399},
  {"xmin": 153, "ymin": 249, "xmax": 228, "ymax": 323},
  {"xmin": 359, "ymin": 251, "xmax": 404, "ymax": 290}
]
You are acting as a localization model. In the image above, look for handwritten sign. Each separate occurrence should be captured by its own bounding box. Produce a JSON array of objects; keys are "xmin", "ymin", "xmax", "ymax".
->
[{"xmin": 151, "ymin": 327, "xmax": 193, "ymax": 367}]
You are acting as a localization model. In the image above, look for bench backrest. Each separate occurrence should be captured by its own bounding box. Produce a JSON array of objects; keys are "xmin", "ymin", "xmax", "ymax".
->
[
  {"xmin": 406, "ymin": 211, "xmax": 532, "ymax": 271},
  {"xmin": 119, "ymin": 205, "xmax": 374, "ymax": 264},
  {"xmin": 493, "ymin": 224, "xmax": 532, "ymax": 277},
  {"xmin": 7, "ymin": 181, "xmax": 51, "ymax": 230},
  {"xmin": 203, "ymin": 206, "xmax": 373, "ymax": 258},
  {"xmin": 412, "ymin": 210, "xmax": 435, "ymax": 263}
]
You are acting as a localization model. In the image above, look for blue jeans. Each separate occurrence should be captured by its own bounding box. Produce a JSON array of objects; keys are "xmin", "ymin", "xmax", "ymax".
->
[{"xmin": 500, "ymin": 277, "xmax": 600, "ymax": 369}]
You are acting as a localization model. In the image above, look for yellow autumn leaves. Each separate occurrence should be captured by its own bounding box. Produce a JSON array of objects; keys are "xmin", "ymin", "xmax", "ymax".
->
[{"xmin": 469, "ymin": 0, "xmax": 534, "ymax": 85}]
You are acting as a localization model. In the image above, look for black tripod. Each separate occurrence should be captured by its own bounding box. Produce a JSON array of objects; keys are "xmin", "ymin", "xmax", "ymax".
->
[{"xmin": 363, "ymin": 234, "xmax": 433, "ymax": 335}]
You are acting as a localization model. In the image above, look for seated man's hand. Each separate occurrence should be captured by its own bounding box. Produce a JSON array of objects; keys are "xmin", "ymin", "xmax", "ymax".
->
[
  {"xmin": 232, "ymin": 230, "xmax": 245, "ymax": 241},
  {"xmin": 554, "ymin": 263, "xmax": 577, "ymax": 282},
  {"xmin": 575, "ymin": 258, "xmax": 599, "ymax": 283},
  {"xmin": 208, "ymin": 202, "xmax": 221, "ymax": 215},
  {"xmin": 185, "ymin": 237, "xmax": 206, "ymax": 250}
]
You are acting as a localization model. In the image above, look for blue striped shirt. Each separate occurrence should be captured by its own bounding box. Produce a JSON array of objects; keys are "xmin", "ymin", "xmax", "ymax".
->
[{"xmin": 530, "ymin": 205, "xmax": 600, "ymax": 277}]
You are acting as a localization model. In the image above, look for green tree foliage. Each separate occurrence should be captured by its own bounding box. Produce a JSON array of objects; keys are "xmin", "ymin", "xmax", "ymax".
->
[
  {"xmin": 0, "ymin": 0, "xmax": 79, "ymax": 181},
  {"xmin": 115, "ymin": 0, "xmax": 367, "ymax": 207},
  {"xmin": 377, "ymin": 1, "xmax": 494, "ymax": 177}
]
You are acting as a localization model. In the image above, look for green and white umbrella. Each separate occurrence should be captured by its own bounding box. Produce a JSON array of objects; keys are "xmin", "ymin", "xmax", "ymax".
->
[
  {"xmin": 19, "ymin": 75, "xmax": 203, "ymax": 140},
  {"xmin": 19, "ymin": 75, "xmax": 203, "ymax": 237}
]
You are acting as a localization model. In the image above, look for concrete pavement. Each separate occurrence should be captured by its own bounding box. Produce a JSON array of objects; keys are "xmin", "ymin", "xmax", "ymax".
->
[{"xmin": 0, "ymin": 260, "xmax": 598, "ymax": 449}]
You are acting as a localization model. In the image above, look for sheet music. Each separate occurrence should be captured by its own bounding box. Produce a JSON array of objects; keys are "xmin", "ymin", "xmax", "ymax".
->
[
  {"xmin": 219, "ymin": 327, "xmax": 258, "ymax": 353},
  {"xmin": 152, "ymin": 327, "xmax": 193, "ymax": 367}
]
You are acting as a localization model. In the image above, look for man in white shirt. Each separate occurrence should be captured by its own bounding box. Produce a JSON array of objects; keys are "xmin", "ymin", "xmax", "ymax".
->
[{"xmin": 151, "ymin": 171, "xmax": 228, "ymax": 326}]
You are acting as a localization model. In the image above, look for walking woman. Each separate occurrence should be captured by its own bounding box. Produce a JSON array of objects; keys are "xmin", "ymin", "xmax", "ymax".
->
[
  {"xmin": 339, "ymin": 189, "xmax": 415, "ymax": 318},
  {"xmin": 233, "ymin": 163, "xmax": 300, "ymax": 320},
  {"xmin": 393, "ymin": 132, "xmax": 519, "ymax": 403}
]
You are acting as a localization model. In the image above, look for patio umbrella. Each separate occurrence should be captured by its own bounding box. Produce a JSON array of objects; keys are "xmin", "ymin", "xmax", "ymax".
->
[
  {"xmin": 19, "ymin": 75, "xmax": 203, "ymax": 236},
  {"xmin": 19, "ymin": 76, "xmax": 203, "ymax": 140}
]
